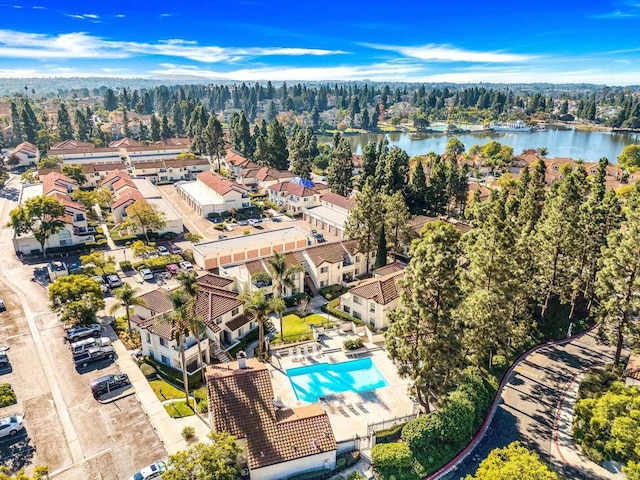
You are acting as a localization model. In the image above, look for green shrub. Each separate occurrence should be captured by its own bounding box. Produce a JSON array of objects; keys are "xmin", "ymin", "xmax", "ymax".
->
[
  {"xmin": 325, "ymin": 293, "xmax": 333, "ymax": 300},
  {"xmin": 96, "ymin": 239, "xmax": 108, "ymax": 246},
  {"xmin": 94, "ymin": 234, "xmax": 104, "ymax": 241},
  {"xmin": 0, "ymin": 383, "xmax": 17, "ymax": 408},
  {"xmin": 243, "ymin": 229, "xmax": 250, "ymax": 235},
  {"xmin": 182, "ymin": 249, "xmax": 195, "ymax": 262},
  {"xmin": 284, "ymin": 292, "xmax": 310, "ymax": 308},
  {"xmin": 214, "ymin": 224, "xmax": 226, "ymax": 231},
  {"xmin": 372, "ymin": 442, "xmax": 413, "ymax": 469},
  {"xmin": 95, "ymin": 227, "xmax": 104, "ymax": 234},
  {"xmin": 577, "ymin": 368, "xmax": 619, "ymax": 400},
  {"xmin": 197, "ymin": 399, "xmax": 208, "ymax": 414},
  {"xmin": 286, "ymin": 469, "xmax": 332, "ymax": 480},
  {"xmin": 119, "ymin": 260, "xmax": 134, "ymax": 272},
  {"xmin": 133, "ymin": 254, "xmax": 183, "ymax": 271},
  {"xmin": 181, "ymin": 426, "xmax": 195, "ymax": 441},
  {"xmin": 143, "ymin": 356, "xmax": 202, "ymax": 390},
  {"xmin": 140, "ymin": 362, "xmax": 157, "ymax": 378},
  {"xmin": 492, "ymin": 354, "xmax": 507, "ymax": 370},
  {"xmin": 402, "ymin": 413, "xmax": 443, "ymax": 451},
  {"xmin": 343, "ymin": 338, "xmax": 364, "ymax": 350},
  {"xmin": 375, "ymin": 422, "xmax": 407, "ymax": 444}
]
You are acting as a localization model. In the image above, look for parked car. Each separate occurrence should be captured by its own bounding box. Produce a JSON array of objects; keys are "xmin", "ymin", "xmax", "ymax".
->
[
  {"xmin": 91, "ymin": 276, "xmax": 109, "ymax": 293},
  {"xmin": 142, "ymin": 251, "xmax": 158, "ymax": 259},
  {"xmin": 0, "ymin": 351, "xmax": 8, "ymax": 367},
  {"xmin": 70, "ymin": 337, "xmax": 111, "ymax": 355},
  {"xmin": 225, "ymin": 223, "xmax": 234, "ymax": 231},
  {"xmin": 156, "ymin": 246, "xmax": 170, "ymax": 256},
  {"xmin": 90, "ymin": 373, "xmax": 130, "ymax": 396},
  {"xmin": 139, "ymin": 268, "xmax": 154, "ymax": 281},
  {"xmin": 218, "ymin": 234, "xmax": 228, "ymax": 240},
  {"xmin": 166, "ymin": 264, "xmax": 179, "ymax": 276},
  {"xmin": 0, "ymin": 300, "xmax": 5, "ymax": 312},
  {"xmin": 168, "ymin": 244, "xmax": 182, "ymax": 255},
  {"xmin": 271, "ymin": 216, "xmax": 282, "ymax": 222},
  {"xmin": 65, "ymin": 324, "xmax": 102, "ymax": 342},
  {"xmin": 248, "ymin": 218, "xmax": 262, "ymax": 227},
  {"xmin": 105, "ymin": 274, "xmax": 123, "ymax": 288},
  {"xmin": 129, "ymin": 461, "xmax": 167, "ymax": 480},
  {"xmin": 0, "ymin": 414, "xmax": 24, "ymax": 439},
  {"xmin": 179, "ymin": 261, "xmax": 193, "ymax": 271},
  {"xmin": 237, "ymin": 220, "xmax": 249, "ymax": 226},
  {"xmin": 73, "ymin": 345, "xmax": 115, "ymax": 368}
]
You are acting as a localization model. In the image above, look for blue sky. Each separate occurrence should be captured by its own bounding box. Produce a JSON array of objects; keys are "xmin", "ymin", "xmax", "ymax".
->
[{"xmin": 0, "ymin": 0, "xmax": 639, "ymax": 84}]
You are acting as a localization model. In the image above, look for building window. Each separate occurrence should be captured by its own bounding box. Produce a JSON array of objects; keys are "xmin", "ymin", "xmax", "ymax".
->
[
  {"xmin": 343, "ymin": 305, "xmax": 351, "ymax": 313},
  {"xmin": 353, "ymin": 311, "xmax": 362, "ymax": 320},
  {"xmin": 355, "ymin": 256, "xmax": 361, "ymax": 262},
  {"xmin": 355, "ymin": 268, "xmax": 360, "ymax": 275},
  {"xmin": 75, "ymin": 214, "xmax": 85, "ymax": 222},
  {"xmin": 369, "ymin": 303, "xmax": 376, "ymax": 313},
  {"xmin": 369, "ymin": 319, "xmax": 376, "ymax": 327},
  {"xmin": 161, "ymin": 355, "xmax": 170, "ymax": 365},
  {"xmin": 159, "ymin": 338, "xmax": 167, "ymax": 347},
  {"xmin": 238, "ymin": 327, "xmax": 244, "ymax": 336},
  {"xmin": 353, "ymin": 296, "xmax": 362, "ymax": 305},
  {"xmin": 320, "ymin": 280, "xmax": 327, "ymax": 287},
  {"xmin": 146, "ymin": 332, "xmax": 151, "ymax": 344},
  {"xmin": 231, "ymin": 307, "xmax": 239, "ymax": 317},
  {"xmin": 60, "ymin": 239, "xmax": 70, "ymax": 246},
  {"xmin": 320, "ymin": 267, "xmax": 328, "ymax": 274},
  {"xmin": 215, "ymin": 316, "xmax": 222, "ymax": 325}
]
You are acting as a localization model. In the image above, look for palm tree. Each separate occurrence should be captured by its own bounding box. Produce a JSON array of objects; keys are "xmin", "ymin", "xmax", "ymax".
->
[
  {"xmin": 175, "ymin": 270, "xmax": 207, "ymax": 382},
  {"xmin": 241, "ymin": 290, "xmax": 276, "ymax": 360},
  {"xmin": 109, "ymin": 283, "xmax": 146, "ymax": 334},
  {"xmin": 168, "ymin": 290, "xmax": 192, "ymax": 406},
  {"xmin": 266, "ymin": 252, "xmax": 304, "ymax": 341}
]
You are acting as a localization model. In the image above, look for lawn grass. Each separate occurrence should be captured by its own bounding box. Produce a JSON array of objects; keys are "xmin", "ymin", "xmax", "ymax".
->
[
  {"xmin": 164, "ymin": 401, "xmax": 195, "ymax": 418},
  {"xmin": 149, "ymin": 379, "xmax": 185, "ymax": 401},
  {"xmin": 304, "ymin": 313, "xmax": 335, "ymax": 327}
]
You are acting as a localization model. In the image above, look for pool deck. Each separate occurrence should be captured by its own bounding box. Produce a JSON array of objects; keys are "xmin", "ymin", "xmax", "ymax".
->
[{"xmin": 268, "ymin": 330, "xmax": 417, "ymax": 443}]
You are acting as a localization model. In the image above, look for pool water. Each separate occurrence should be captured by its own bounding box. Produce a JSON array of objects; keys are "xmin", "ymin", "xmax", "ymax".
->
[{"xmin": 286, "ymin": 358, "xmax": 388, "ymax": 403}]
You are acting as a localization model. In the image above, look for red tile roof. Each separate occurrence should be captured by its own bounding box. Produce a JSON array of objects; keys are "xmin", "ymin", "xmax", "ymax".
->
[
  {"xmin": 409, "ymin": 215, "xmax": 472, "ymax": 236},
  {"xmin": 626, "ymin": 354, "xmax": 640, "ymax": 381},
  {"xmin": 194, "ymin": 282, "xmax": 242, "ymax": 329},
  {"xmin": 109, "ymin": 137, "xmax": 145, "ymax": 148},
  {"xmin": 304, "ymin": 240, "xmax": 359, "ymax": 267},
  {"xmin": 321, "ymin": 192, "xmax": 355, "ymax": 210},
  {"xmin": 136, "ymin": 287, "xmax": 176, "ymax": 316},
  {"xmin": 268, "ymin": 181, "xmax": 322, "ymax": 197},
  {"xmin": 42, "ymin": 171, "xmax": 78, "ymax": 196},
  {"xmin": 50, "ymin": 192, "xmax": 85, "ymax": 211},
  {"xmin": 112, "ymin": 188, "xmax": 144, "ymax": 209},
  {"xmin": 13, "ymin": 141, "xmax": 38, "ymax": 155},
  {"xmin": 374, "ymin": 261, "xmax": 406, "ymax": 277},
  {"xmin": 206, "ymin": 359, "xmax": 336, "ymax": 470},
  {"xmin": 196, "ymin": 272, "xmax": 234, "ymax": 289},
  {"xmin": 349, "ymin": 270, "xmax": 404, "ymax": 305},
  {"xmin": 197, "ymin": 171, "xmax": 247, "ymax": 196},
  {"xmin": 50, "ymin": 139, "xmax": 95, "ymax": 150}
]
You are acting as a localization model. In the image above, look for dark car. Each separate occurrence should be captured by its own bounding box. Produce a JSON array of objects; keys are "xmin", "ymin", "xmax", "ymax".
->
[
  {"xmin": 168, "ymin": 244, "xmax": 182, "ymax": 255},
  {"xmin": 0, "ymin": 300, "xmax": 5, "ymax": 312},
  {"xmin": 73, "ymin": 345, "xmax": 115, "ymax": 368},
  {"xmin": 105, "ymin": 274, "xmax": 123, "ymax": 288},
  {"xmin": 90, "ymin": 373, "xmax": 130, "ymax": 396},
  {"xmin": 0, "ymin": 351, "xmax": 8, "ymax": 367},
  {"xmin": 65, "ymin": 324, "xmax": 102, "ymax": 342}
]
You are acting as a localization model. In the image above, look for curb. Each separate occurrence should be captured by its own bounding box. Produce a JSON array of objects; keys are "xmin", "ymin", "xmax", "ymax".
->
[{"xmin": 429, "ymin": 324, "xmax": 597, "ymax": 480}]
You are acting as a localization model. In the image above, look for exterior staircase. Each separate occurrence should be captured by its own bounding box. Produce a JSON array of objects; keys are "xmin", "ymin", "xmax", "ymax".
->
[{"xmin": 211, "ymin": 341, "xmax": 232, "ymax": 363}]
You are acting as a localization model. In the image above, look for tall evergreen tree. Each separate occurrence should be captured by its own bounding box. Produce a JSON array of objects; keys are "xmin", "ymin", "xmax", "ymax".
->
[
  {"xmin": 265, "ymin": 118, "xmax": 288, "ymax": 170},
  {"xmin": 10, "ymin": 101, "xmax": 23, "ymax": 143},
  {"xmin": 384, "ymin": 191, "xmax": 413, "ymax": 256},
  {"xmin": 56, "ymin": 103, "xmax": 73, "ymax": 140},
  {"xmin": 103, "ymin": 88, "xmax": 117, "ymax": 111},
  {"xmin": 344, "ymin": 180, "xmax": 384, "ymax": 274},
  {"xmin": 161, "ymin": 115, "xmax": 172, "ymax": 139},
  {"xmin": 374, "ymin": 223, "xmax": 388, "ymax": 269},
  {"xmin": 203, "ymin": 115, "xmax": 225, "ymax": 172},
  {"xmin": 326, "ymin": 134, "xmax": 353, "ymax": 197},
  {"xmin": 20, "ymin": 101, "xmax": 38, "ymax": 143},
  {"xmin": 408, "ymin": 158, "xmax": 429, "ymax": 214},
  {"xmin": 385, "ymin": 222, "xmax": 463, "ymax": 411},
  {"xmin": 74, "ymin": 109, "xmax": 89, "ymax": 141},
  {"xmin": 289, "ymin": 125, "xmax": 312, "ymax": 179},
  {"xmin": 150, "ymin": 115, "xmax": 161, "ymax": 141}
]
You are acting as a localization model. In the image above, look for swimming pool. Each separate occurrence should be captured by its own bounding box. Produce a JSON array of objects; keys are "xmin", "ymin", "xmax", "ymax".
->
[{"xmin": 286, "ymin": 357, "xmax": 388, "ymax": 403}]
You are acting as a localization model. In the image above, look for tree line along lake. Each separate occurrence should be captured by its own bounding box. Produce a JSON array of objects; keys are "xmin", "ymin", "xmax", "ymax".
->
[{"xmin": 319, "ymin": 126, "xmax": 640, "ymax": 164}]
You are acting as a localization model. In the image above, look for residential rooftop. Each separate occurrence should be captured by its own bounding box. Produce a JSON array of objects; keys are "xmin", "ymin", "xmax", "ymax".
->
[{"xmin": 193, "ymin": 227, "xmax": 309, "ymax": 256}]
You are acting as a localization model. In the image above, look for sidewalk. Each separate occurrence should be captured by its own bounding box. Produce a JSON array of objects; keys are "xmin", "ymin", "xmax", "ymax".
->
[
  {"xmin": 111, "ymin": 338, "xmax": 189, "ymax": 455},
  {"xmin": 551, "ymin": 372, "xmax": 624, "ymax": 479}
]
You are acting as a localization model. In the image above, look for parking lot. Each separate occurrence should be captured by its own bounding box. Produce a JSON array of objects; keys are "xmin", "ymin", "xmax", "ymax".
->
[{"xmin": 0, "ymin": 175, "xmax": 166, "ymax": 479}]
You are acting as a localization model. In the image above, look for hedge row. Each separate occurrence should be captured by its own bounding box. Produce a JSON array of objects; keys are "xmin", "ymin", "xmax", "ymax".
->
[
  {"xmin": 140, "ymin": 356, "xmax": 202, "ymax": 390},
  {"xmin": 132, "ymin": 254, "xmax": 183, "ymax": 271},
  {"xmin": 26, "ymin": 239, "xmax": 108, "ymax": 257}
]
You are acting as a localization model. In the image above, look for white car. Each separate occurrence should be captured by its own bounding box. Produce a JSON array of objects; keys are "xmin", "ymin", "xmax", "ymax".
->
[
  {"xmin": 156, "ymin": 246, "xmax": 171, "ymax": 256},
  {"xmin": 179, "ymin": 261, "xmax": 193, "ymax": 271},
  {"xmin": 0, "ymin": 414, "xmax": 24, "ymax": 439},
  {"xmin": 140, "ymin": 268, "xmax": 154, "ymax": 281},
  {"xmin": 91, "ymin": 276, "xmax": 109, "ymax": 293},
  {"xmin": 129, "ymin": 461, "xmax": 167, "ymax": 480}
]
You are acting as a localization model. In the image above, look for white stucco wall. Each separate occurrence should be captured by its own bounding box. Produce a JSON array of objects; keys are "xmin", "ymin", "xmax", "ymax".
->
[{"xmin": 249, "ymin": 450, "xmax": 336, "ymax": 480}]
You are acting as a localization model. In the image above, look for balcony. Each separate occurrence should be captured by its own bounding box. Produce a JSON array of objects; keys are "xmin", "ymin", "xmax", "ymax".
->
[
  {"xmin": 173, "ymin": 333, "xmax": 207, "ymax": 353},
  {"xmin": 73, "ymin": 226, "xmax": 96, "ymax": 236}
]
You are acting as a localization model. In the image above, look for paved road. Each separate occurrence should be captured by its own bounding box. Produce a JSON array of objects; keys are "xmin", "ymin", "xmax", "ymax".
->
[
  {"xmin": 442, "ymin": 330, "xmax": 618, "ymax": 480},
  {"xmin": 0, "ymin": 175, "xmax": 166, "ymax": 479}
]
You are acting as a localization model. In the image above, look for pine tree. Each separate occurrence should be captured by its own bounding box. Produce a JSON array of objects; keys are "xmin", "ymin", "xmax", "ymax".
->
[
  {"xmin": 74, "ymin": 109, "xmax": 89, "ymax": 141},
  {"xmin": 150, "ymin": 115, "xmax": 161, "ymax": 141},
  {"xmin": 21, "ymin": 102, "xmax": 38, "ymax": 143},
  {"xmin": 57, "ymin": 103, "xmax": 73, "ymax": 140},
  {"xmin": 408, "ymin": 158, "xmax": 428, "ymax": 214},
  {"xmin": 384, "ymin": 191, "xmax": 413, "ymax": 256},
  {"xmin": 122, "ymin": 108, "xmax": 131, "ymax": 138},
  {"xmin": 161, "ymin": 115, "xmax": 172, "ymax": 139},
  {"xmin": 385, "ymin": 221, "xmax": 463, "ymax": 411},
  {"xmin": 374, "ymin": 223, "xmax": 388, "ymax": 269},
  {"xmin": 289, "ymin": 126, "xmax": 312, "ymax": 179},
  {"xmin": 103, "ymin": 88, "xmax": 117, "ymax": 111},
  {"xmin": 266, "ymin": 118, "xmax": 288, "ymax": 170},
  {"xmin": 344, "ymin": 180, "xmax": 384, "ymax": 274},
  {"xmin": 595, "ymin": 208, "xmax": 640, "ymax": 366},
  {"xmin": 376, "ymin": 146, "xmax": 409, "ymax": 195},
  {"xmin": 359, "ymin": 141, "xmax": 378, "ymax": 188},
  {"xmin": 10, "ymin": 101, "xmax": 23, "ymax": 143},
  {"xmin": 326, "ymin": 134, "xmax": 353, "ymax": 197}
]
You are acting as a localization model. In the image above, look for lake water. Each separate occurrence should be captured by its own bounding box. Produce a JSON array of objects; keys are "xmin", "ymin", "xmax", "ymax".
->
[{"xmin": 320, "ymin": 127, "xmax": 640, "ymax": 163}]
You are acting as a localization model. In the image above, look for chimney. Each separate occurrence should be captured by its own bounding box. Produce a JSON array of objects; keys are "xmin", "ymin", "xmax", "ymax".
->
[{"xmin": 237, "ymin": 350, "xmax": 247, "ymax": 369}]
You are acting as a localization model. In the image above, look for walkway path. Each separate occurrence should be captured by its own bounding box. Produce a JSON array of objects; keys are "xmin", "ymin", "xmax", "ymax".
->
[
  {"xmin": 435, "ymin": 329, "xmax": 622, "ymax": 480},
  {"xmin": 111, "ymin": 337, "xmax": 189, "ymax": 455}
]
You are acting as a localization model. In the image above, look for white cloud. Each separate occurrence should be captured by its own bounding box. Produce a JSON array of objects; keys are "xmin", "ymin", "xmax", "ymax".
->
[
  {"xmin": 364, "ymin": 43, "xmax": 535, "ymax": 63},
  {"xmin": 32, "ymin": 6, "xmax": 46, "ymax": 9},
  {"xmin": 115, "ymin": 14, "xmax": 126, "ymax": 18},
  {"xmin": 0, "ymin": 29, "xmax": 346, "ymax": 62},
  {"xmin": 591, "ymin": 10, "xmax": 637, "ymax": 19},
  {"xmin": 64, "ymin": 13, "xmax": 100, "ymax": 21}
]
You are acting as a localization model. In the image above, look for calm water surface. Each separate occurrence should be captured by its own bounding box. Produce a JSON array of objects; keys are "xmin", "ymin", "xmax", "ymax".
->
[{"xmin": 320, "ymin": 127, "xmax": 640, "ymax": 163}]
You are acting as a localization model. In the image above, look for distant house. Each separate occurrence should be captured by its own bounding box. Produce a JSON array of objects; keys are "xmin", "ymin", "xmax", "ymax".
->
[
  {"xmin": 206, "ymin": 358, "xmax": 337, "ymax": 480},
  {"xmin": 39, "ymin": 161, "xmax": 128, "ymax": 188},
  {"xmin": 130, "ymin": 157, "xmax": 211, "ymax": 184},
  {"xmin": 176, "ymin": 171, "xmax": 251, "ymax": 218},
  {"xmin": 267, "ymin": 180, "xmax": 330, "ymax": 215},
  {"xmin": 221, "ymin": 149, "xmax": 259, "ymax": 176},
  {"xmin": 12, "ymin": 172, "xmax": 95, "ymax": 254},
  {"xmin": 338, "ymin": 269, "xmax": 404, "ymax": 330},
  {"xmin": 302, "ymin": 192, "xmax": 355, "ymax": 238},
  {"xmin": 236, "ymin": 166, "xmax": 294, "ymax": 191},
  {"xmin": 7, "ymin": 141, "xmax": 39, "ymax": 168}
]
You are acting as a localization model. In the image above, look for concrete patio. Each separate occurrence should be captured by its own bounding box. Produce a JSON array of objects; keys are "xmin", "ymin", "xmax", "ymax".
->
[{"xmin": 268, "ymin": 330, "xmax": 417, "ymax": 443}]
